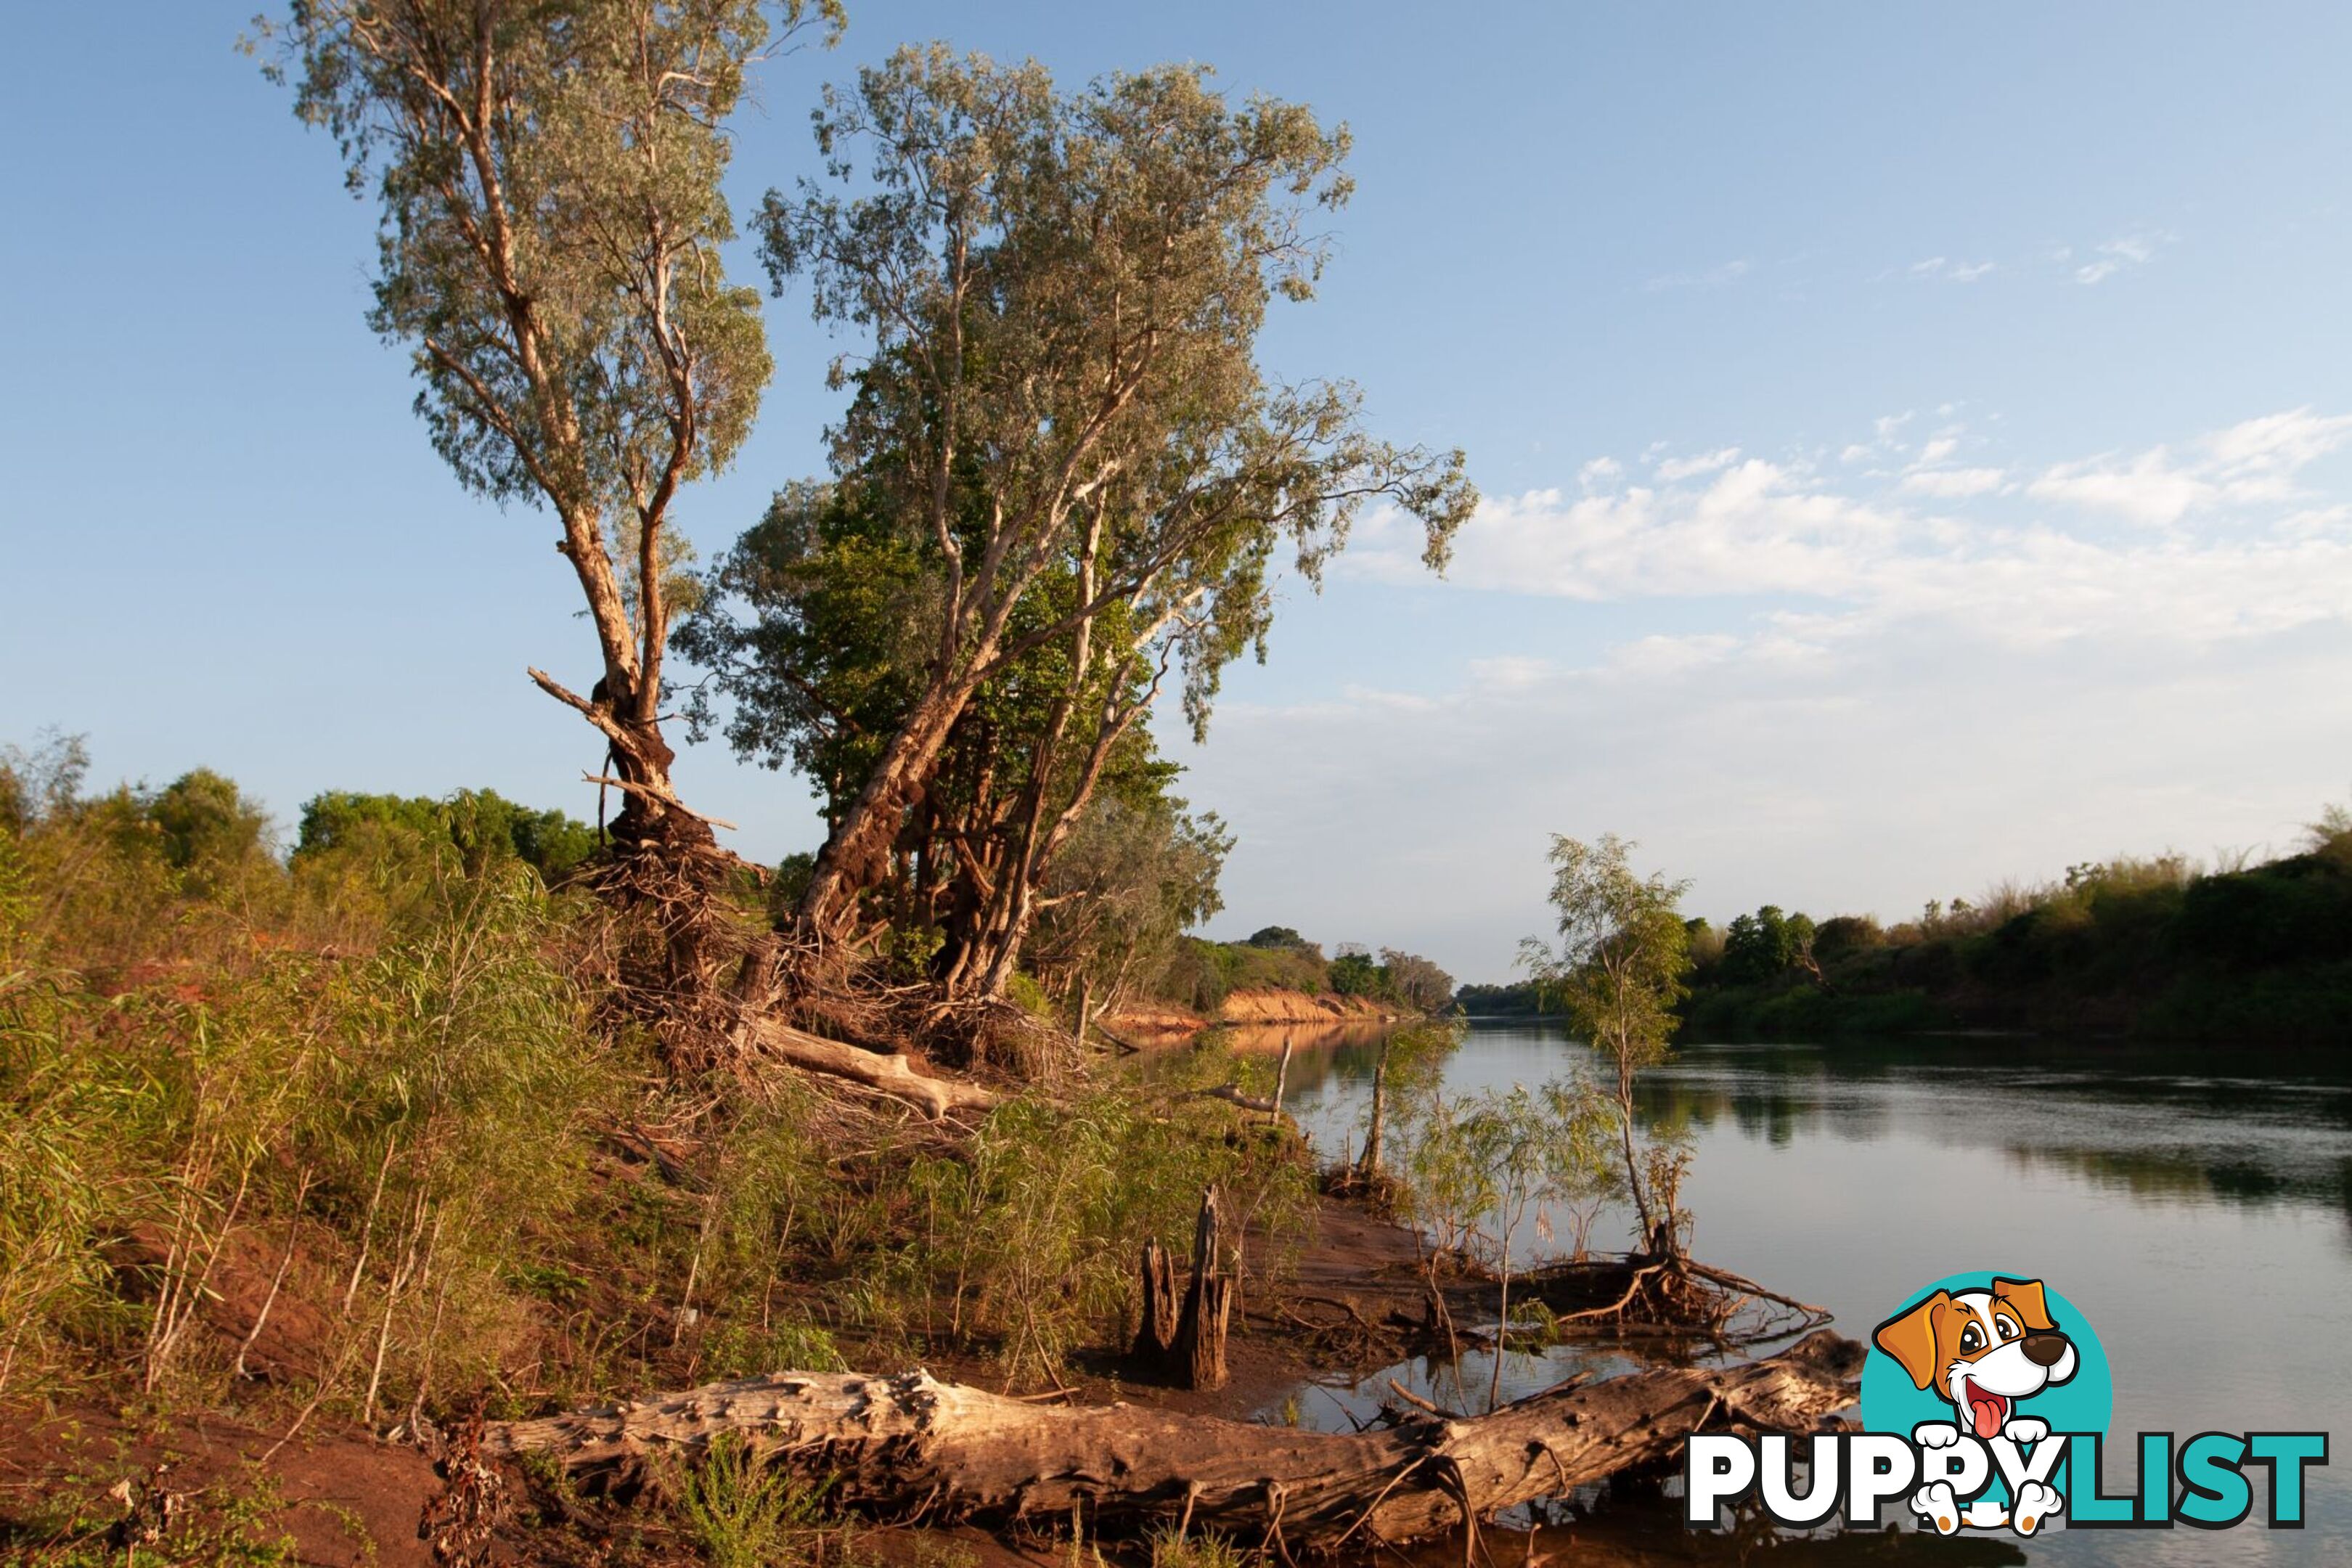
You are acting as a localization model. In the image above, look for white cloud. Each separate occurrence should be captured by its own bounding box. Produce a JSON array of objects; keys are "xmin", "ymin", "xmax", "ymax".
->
[
  {"xmin": 1916, "ymin": 436, "xmax": 1959, "ymax": 465},
  {"xmin": 1342, "ymin": 408, "xmax": 2352, "ymax": 645},
  {"xmin": 2204, "ymin": 407, "xmax": 2352, "ymax": 475},
  {"xmin": 1576, "ymin": 456, "xmax": 1622, "ymax": 488},
  {"xmin": 1900, "ymin": 466, "xmax": 2006, "ymax": 498},
  {"xmin": 2028, "ymin": 448, "xmax": 2205, "ymax": 523},
  {"xmin": 1654, "ymin": 446, "xmax": 1741, "ymax": 481},
  {"xmin": 1874, "ymin": 410, "xmax": 1915, "ymax": 441},
  {"xmin": 1186, "ymin": 405, "xmax": 2352, "ymax": 976},
  {"xmin": 2074, "ymin": 230, "xmax": 2171, "ymax": 285},
  {"xmin": 2025, "ymin": 410, "xmax": 2352, "ymax": 526},
  {"xmin": 1910, "ymin": 257, "xmax": 1996, "ymax": 283},
  {"xmin": 1643, "ymin": 258, "xmax": 1752, "ymax": 292},
  {"xmin": 1466, "ymin": 655, "xmax": 1558, "ymax": 690},
  {"xmin": 1839, "ymin": 444, "xmax": 1874, "ymax": 464},
  {"xmin": 1181, "ymin": 623, "xmax": 2352, "ymax": 977}
]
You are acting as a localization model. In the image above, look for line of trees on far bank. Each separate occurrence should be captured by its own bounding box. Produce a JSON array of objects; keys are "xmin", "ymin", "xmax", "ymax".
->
[
  {"xmin": 1456, "ymin": 801, "xmax": 2352, "ymax": 1045},
  {"xmin": 1157, "ymin": 926, "xmax": 1453, "ymax": 1017}
]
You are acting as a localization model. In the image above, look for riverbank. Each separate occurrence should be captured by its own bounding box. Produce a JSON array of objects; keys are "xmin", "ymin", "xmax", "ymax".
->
[
  {"xmin": 0, "ymin": 1191, "xmax": 1437, "ymax": 1566},
  {"xmin": 1103, "ymin": 987, "xmax": 1416, "ymax": 1043},
  {"xmin": 0, "ymin": 1161, "xmax": 1856, "ymax": 1568}
]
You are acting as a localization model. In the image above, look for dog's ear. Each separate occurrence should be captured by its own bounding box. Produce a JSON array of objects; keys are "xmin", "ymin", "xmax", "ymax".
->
[
  {"xmin": 1873, "ymin": 1290, "xmax": 1948, "ymax": 1390},
  {"xmin": 1993, "ymin": 1278, "xmax": 2054, "ymax": 1331}
]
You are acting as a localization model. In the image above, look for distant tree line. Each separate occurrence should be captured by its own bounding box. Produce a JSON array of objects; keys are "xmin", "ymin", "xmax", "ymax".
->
[
  {"xmin": 1673, "ymin": 807, "xmax": 2352, "ymax": 1044},
  {"xmin": 1154, "ymin": 926, "xmax": 1453, "ymax": 1017}
]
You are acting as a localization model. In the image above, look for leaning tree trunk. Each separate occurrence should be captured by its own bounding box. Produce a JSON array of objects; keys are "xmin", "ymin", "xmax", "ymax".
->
[
  {"xmin": 488, "ymin": 1332, "xmax": 1863, "ymax": 1550},
  {"xmin": 798, "ymin": 672, "xmax": 980, "ymax": 941}
]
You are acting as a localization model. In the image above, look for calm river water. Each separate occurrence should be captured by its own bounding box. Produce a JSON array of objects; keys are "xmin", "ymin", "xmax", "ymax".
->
[{"xmin": 1268, "ymin": 1022, "xmax": 2352, "ymax": 1565}]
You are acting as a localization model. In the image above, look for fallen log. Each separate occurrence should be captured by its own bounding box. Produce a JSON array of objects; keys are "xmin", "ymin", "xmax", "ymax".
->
[
  {"xmin": 742, "ymin": 1018, "xmax": 997, "ymax": 1120},
  {"xmin": 488, "ymin": 1330, "xmax": 1862, "ymax": 1549}
]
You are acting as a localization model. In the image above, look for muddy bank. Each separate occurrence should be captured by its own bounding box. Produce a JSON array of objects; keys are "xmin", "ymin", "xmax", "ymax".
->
[
  {"xmin": 1, "ymin": 1185, "xmax": 1850, "ymax": 1567},
  {"xmin": 1102, "ymin": 987, "xmax": 1416, "ymax": 1044}
]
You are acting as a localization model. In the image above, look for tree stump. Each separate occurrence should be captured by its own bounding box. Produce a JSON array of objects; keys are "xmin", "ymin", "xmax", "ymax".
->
[
  {"xmin": 1357, "ymin": 1057, "xmax": 1387, "ymax": 1180},
  {"xmin": 1133, "ymin": 1238, "xmax": 1180, "ymax": 1360},
  {"xmin": 1136, "ymin": 1185, "xmax": 1230, "ymax": 1390}
]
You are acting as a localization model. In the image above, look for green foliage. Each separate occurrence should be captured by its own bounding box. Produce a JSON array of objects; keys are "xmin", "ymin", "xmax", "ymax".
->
[
  {"xmin": 1811, "ymin": 915, "xmax": 1883, "ymax": 963},
  {"xmin": 1160, "ymin": 936, "xmax": 1327, "ymax": 1014},
  {"xmin": 894, "ymin": 1084, "xmax": 1312, "ymax": 1385},
  {"xmin": 1376, "ymin": 949, "xmax": 1455, "ymax": 1013},
  {"xmin": 146, "ymin": 769, "xmax": 271, "ymax": 884},
  {"xmin": 1448, "ymin": 981, "xmax": 1551, "ymax": 1017},
  {"xmin": 688, "ymin": 38, "xmax": 1471, "ymax": 968},
  {"xmin": 1519, "ymin": 836, "xmax": 1694, "ymax": 1074},
  {"xmin": 1675, "ymin": 815, "xmax": 2352, "ymax": 1043},
  {"xmin": 297, "ymin": 788, "xmax": 599, "ymax": 880},
  {"xmin": 7, "ymin": 1463, "xmax": 302, "ymax": 1567},
  {"xmin": 0, "ymin": 757, "xmax": 621, "ymax": 1408},
  {"xmin": 1244, "ymin": 927, "xmax": 1318, "ymax": 955},
  {"xmin": 0, "ymin": 740, "xmax": 1331, "ymax": 1440},
  {"xmin": 701, "ymin": 1320, "xmax": 848, "ymax": 1380},
  {"xmin": 1718, "ymin": 905, "xmax": 1816, "ymax": 985},
  {"xmin": 1030, "ymin": 799, "xmax": 1230, "ymax": 1008},
  {"xmin": 1158, "ymin": 932, "xmax": 1448, "ymax": 1016},
  {"xmin": 264, "ymin": 0, "xmax": 803, "ymax": 518},
  {"xmin": 1517, "ymin": 835, "xmax": 1694, "ymax": 1245},
  {"xmin": 1328, "ymin": 947, "xmax": 1382, "ymax": 996},
  {"xmin": 668, "ymin": 1434, "xmax": 830, "ymax": 1568},
  {"xmin": 1148, "ymin": 1528, "xmax": 1249, "ymax": 1568}
]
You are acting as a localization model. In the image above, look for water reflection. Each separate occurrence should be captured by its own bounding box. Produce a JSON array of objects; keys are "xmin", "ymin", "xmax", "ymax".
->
[{"xmin": 1268, "ymin": 1024, "xmax": 2352, "ymax": 1565}]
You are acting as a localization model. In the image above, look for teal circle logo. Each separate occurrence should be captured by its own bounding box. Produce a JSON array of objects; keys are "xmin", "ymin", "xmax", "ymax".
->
[{"xmin": 1861, "ymin": 1271, "xmax": 2112, "ymax": 1446}]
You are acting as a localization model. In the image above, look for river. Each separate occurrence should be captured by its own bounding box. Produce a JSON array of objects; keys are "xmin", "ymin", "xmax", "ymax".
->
[{"xmin": 1267, "ymin": 1021, "xmax": 2352, "ymax": 1565}]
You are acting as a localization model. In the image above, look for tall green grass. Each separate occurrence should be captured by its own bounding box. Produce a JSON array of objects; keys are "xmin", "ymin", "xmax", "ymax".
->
[{"xmin": 1, "ymin": 742, "xmax": 1318, "ymax": 1424}]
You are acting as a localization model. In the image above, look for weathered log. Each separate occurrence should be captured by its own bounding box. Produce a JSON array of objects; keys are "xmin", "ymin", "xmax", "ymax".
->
[
  {"xmin": 742, "ymin": 1018, "xmax": 996, "ymax": 1119},
  {"xmin": 486, "ymin": 1331, "xmax": 1863, "ymax": 1549}
]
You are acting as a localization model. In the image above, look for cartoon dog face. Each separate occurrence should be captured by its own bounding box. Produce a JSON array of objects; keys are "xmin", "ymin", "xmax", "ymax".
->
[{"xmin": 1873, "ymin": 1277, "xmax": 2079, "ymax": 1440}]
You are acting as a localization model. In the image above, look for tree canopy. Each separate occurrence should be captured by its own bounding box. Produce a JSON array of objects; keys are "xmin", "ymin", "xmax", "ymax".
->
[
  {"xmin": 262, "ymin": 0, "xmax": 837, "ymax": 864},
  {"xmin": 716, "ymin": 45, "xmax": 1474, "ymax": 956}
]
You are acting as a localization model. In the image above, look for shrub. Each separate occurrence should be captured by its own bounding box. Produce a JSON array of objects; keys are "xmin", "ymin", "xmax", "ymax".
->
[
  {"xmin": 668, "ymin": 1434, "xmax": 830, "ymax": 1568},
  {"xmin": 1811, "ymin": 915, "xmax": 1883, "ymax": 963}
]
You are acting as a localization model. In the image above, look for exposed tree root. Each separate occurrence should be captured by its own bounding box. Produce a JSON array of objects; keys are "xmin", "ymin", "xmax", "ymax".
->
[{"xmin": 486, "ymin": 1331, "xmax": 1863, "ymax": 1549}]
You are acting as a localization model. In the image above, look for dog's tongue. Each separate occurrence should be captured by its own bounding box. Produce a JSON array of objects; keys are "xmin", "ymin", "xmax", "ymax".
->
[{"xmin": 1971, "ymin": 1396, "xmax": 2004, "ymax": 1439}]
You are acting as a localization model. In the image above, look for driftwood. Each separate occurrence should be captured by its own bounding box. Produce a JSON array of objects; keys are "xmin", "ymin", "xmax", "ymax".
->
[
  {"xmin": 1190, "ymin": 1084, "xmax": 1280, "ymax": 1114},
  {"xmin": 488, "ymin": 1331, "xmax": 1863, "ymax": 1549},
  {"xmin": 741, "ymin": 1018, "xmax": 996, "ymax": 1120}
]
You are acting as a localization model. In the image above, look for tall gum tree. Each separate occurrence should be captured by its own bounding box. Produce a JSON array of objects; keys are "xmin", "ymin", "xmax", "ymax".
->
[
  {"xmin": 756, "ymin": 45, "xmax": 1477, "ymax": 948},
  {"xmin": 261, "ymin": 0, "xmax": 839, "ymax": 879}
]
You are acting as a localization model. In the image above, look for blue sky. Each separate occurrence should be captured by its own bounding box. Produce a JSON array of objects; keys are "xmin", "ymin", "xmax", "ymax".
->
[{"xmin": 6, "ymin": 3, "xmax": 2351, "ymax": 980}]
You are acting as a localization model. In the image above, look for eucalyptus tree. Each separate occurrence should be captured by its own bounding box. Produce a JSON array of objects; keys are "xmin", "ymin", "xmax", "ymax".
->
[
  {"xmin": 260, "ymin": 0, "xmax": 838, "ymax": 881},
  {"xmin": 751, "ymin": 45, "xmax": 1477, "ymax": 952},
  {"xmin": 1517, "ymin": 835, "xmax": 1695, "ymax": 1251}
]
